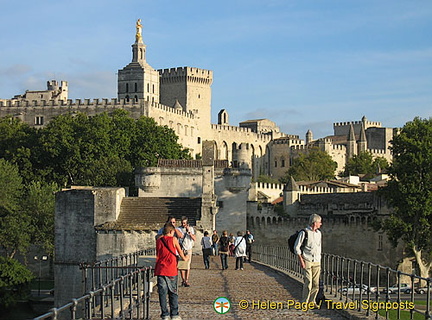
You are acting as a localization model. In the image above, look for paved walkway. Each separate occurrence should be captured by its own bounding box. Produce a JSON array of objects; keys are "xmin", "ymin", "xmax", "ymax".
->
[{"xmin": 148, "ymin": 255, "xmax": 350, "ymax": 320}]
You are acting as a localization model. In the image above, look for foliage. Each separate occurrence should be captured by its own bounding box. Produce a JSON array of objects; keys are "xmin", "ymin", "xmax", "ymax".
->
[
  {"xmin": 37, "ymin": 110, "xmax": 190, "ymax": 187},
  {"xmin": 0, "ymin": 117, "xmax": 39, "ymax": 184},
  {"xmin": 379, "ymin": 117, "xmax": 432, "ymax": 277},
  {"xmin": 22, "ymin": 181, "xmax": 59, "ymax": 255},
  {"xmin": 255, "ymin": 175, "xmax": 280, "ymax": 184},
  {"xmin": 342, "ymin": 151, "xmax": 389, "ymax": 178},
  {"xmin": 280, "ymin": 148, "xmax": 337, "ymax": 183},
  {"xmin": 0, "ymin": 256, "xmax": 34, "ymax": 310},
  {"xmin": 0, "ymin": 159, "xmax": 31, "ymax": 259}
]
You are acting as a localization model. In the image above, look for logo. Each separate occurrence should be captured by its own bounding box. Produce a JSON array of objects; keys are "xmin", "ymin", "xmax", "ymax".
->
[{"xmin": 213, "ymin": 297, "xmax": 231, "ymax": 314}]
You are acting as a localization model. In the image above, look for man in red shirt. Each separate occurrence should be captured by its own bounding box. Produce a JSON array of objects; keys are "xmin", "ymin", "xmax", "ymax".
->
[{"xmin": 155, "ymin": 224, "xmax": 189, "ymax": 320}]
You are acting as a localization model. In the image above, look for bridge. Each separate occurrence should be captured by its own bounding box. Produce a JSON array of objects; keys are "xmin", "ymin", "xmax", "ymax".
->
[{"xmin": 34, "ymin": 246, "xmax": 431, "ymax": 320}]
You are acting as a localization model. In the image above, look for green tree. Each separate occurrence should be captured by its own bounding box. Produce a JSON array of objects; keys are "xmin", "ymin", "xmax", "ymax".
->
[
  {"xmin": 343, "ymin": 151, "xmax": 389, "ymax": 178},
  {"xmin": 0, "ymin": 256, "xmax": 34, "ymax": 311},
  {"xmin": 255, "ymin": 175, "xmax": 280, "ymax": 184},
  {"xmin": 37, "ymin": 111, "xmax": 190, "ymax": 187},
  {"xmin": 280, "ymin": 148, "xmax": 337, "ymax": 183},
  {"xmin": 22, "ymin": 181, "xmax": 59, "ymax": 256},
  {"xmin": 379, "ymin": 117, "xmax": 432, "ymax": 279},
  {"xmin": 0, "ymin": 117, "xmax": 38, "ymax": 184},
  {"xmin": 0, "ymin": 159, "xmax": 31, "ymax": 259}
]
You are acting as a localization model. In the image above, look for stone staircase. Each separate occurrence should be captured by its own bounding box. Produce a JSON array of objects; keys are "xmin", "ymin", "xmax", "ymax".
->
[{"xmin": 101, "ymin": 197, "xmax": 202, "ymax": 230}]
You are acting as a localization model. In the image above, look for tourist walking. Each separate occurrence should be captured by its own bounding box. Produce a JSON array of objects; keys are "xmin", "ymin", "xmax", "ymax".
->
[
  {"xmin": 200, "ymin": 231, "xmax": 212, "ymax": 269},
  {"xmin": 218, "ymin": 230, "xmax": 230, "ymax": 270},
  {"xmin": 155, "ymin": 223, "xmax": 189, "ymax": 320},
  {"xmin": 294, "ymin": 213, "xmax": 322, "ymax": 306},
  {"xmin": 244, "ymin": 230, "xmax": 255, "ymax": 262},
  {"xmin": 234, "ymin": 231, "xmax": 247, "ymax": 270},
  {"xmin": 177, "ymin": 216, "xmax": 196, "ymax": 287},
  {"xmin": 211, "ymin": 230, "xmax": 219, "ymax": 255}
]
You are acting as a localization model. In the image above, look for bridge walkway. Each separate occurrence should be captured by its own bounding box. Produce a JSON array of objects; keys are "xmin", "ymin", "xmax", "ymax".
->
[{"xmin": 148, "ymin": 255, "xmax": 349, "ymax": 320}]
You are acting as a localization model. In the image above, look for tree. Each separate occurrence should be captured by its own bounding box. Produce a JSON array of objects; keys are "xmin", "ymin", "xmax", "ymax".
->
[
  {"xmin": 37, "ymin": 110, "xmax": 190, "ymax": 187},
  {"xmin": 379, "ymin": 117, "xmax": 432, "ymax": 279},
  {"xmin": 22, "ymin": 181, "xmax": 59, "ymax": 256},
  {"xmin": 0, "ymin": 256, "xmax": 34, "ymax": 311},
  {"xmin": 343, "ymin": 151, "xmax": 389, "ymax": 178},
  {"xmin": 0, "ymin": 117, "xmax": 38, "ymax": 184},
  {"xmin": 0, "ymin": 159, "xmax": 31, "ymax": 259},
  {"xmin": 280, "ymin": 148, "xmax": 337, "ymax": 183}
]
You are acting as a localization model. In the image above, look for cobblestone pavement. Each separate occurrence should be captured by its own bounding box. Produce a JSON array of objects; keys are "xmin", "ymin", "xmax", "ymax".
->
[{"xmin": 149, "ymin": 255, "xmax": 350, "ymax": 320}]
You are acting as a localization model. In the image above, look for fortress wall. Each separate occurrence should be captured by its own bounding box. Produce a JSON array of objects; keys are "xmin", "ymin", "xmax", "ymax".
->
[
  {"xmin": 136, "ymin": 167, "xmax": 204, "ymax": 197},
  {"xmin": 333, "ymin": 120, "xmax": 382, "ymax": 136},
  {"xmin": 248, "ymin": 215, "xmax": 403, "ymax": 268},
  {"xmin": 250, "ymin": 182, "xmax": 284, "ymax": 202}
]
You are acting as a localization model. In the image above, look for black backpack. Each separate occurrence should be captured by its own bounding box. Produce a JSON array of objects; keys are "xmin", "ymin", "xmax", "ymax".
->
[{"xmin": 288, "ymin": 229, "xmax": 308, "ymax": 254}]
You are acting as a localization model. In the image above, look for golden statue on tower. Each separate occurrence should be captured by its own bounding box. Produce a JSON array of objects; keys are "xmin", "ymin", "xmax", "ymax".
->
[{"xmin": 136, "ymin": 19, "xmax": 143, "ymax": 43}]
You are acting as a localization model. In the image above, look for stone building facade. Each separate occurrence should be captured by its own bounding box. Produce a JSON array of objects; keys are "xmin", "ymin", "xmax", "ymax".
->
[{"xmin": 0, "ymin": 20, "xmax": 394, "ymax": 181}]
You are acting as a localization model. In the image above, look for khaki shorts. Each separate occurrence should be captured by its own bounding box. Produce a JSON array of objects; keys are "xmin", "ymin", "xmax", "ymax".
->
[{"xmin": 177, "ymin": 253, "xmax": 192, "ymax": 270}]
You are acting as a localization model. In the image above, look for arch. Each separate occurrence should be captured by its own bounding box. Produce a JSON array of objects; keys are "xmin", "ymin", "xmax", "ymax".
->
[{"xmin": 219, "ymin": 141, "xmax": 228, "ymax": 160}]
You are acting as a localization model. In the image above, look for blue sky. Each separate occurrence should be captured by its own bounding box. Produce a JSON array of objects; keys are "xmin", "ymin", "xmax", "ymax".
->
[{"xmin": 1, "ymin": 0, "xmax": 431, "ymax": 138}]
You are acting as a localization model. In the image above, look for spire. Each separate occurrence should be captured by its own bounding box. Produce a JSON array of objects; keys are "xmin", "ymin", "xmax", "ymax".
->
[
  {"xmin": 348, "ymin": 123, "xmax": 356, "ymax": 141},
  {"xmin": 358, "ymin": 122, "xmax": 367, "ymax": 152},
  {"xmin": 284, "ymin": 176, "xmax": 299, "ymax": 192}
]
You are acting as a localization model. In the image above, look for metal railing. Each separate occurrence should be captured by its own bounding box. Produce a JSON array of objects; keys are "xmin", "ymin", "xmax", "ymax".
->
[
  {"xmin": 34, "ymin": 249, "xmax": 156, "ymax": 320},
  {"xmin": 253, "ymin": 245, "xmax": 431, "ymax": 320}
]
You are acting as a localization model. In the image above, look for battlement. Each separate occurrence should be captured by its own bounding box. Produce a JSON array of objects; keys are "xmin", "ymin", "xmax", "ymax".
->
[
  {"xmin": 333, "ymin": 120, "xmax": 382, "ymax": 128},
  {"xmin": 0, "ymin": 98, "xmax": 197, "ymax": 119},
  {"xmin": 291, "ymin": 144, "xmax": 314, "ymax": 151},
  {"xmin": 272, "ymin": 137, "xmax": 303, "ymax": 145},
  {"xmin": 159, "ymin": 67, "xmax": 213, "ymax": 85},
  {"xmin": 0, "ymin": 98, "xmax": 140, "ymax": 107},
  {"xmin": 369, "ymin": 148, "xmax": 388, "ymax": 155},
  {"xmin": 211, "ymin": 123, "xmax": 252, "ymax": 133},
  {"xmin": 332, "ymin": 144, "xmax": 345, "ymax": 151},
  {"xmin": 255, "ymin": 182, "xmax": 285, "ymax": 190},
  {"xmin": 151, "ymin": 101, "xmax": 196, "ymax": 119}
]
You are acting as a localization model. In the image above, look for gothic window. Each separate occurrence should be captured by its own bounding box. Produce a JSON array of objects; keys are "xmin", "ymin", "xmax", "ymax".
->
[
  {"xmin": 281, "ymin": 159, "xmax": 285, "ymax": 167},
  {"xmin": 152, "ymin": 84, "xmax": 155, "ymax": 93},
  {"xmin": 126, "ymin": 83, "xmax": 129, "ymax": 93},
  {"xmin": 378, "ymin": 234, "xmax": 383, "ymax": 251},
  {"xmin": 184, "ymin": 125, "xmax": 188, "ymax": 136},
  {"xmin": 134, "ymin": 95, "xmax": 138, "ymax": 102},
  {"xmin": 147, "ymin": 83, "xmax": 150, "ymax": 92},
  {"xmin": 135, "ymin": 83, "xmax": 137, "ymax": 92},
  {"xmin": 274, "ymin": 160, "xmax": 277, "ymax": 168},
  {"xmin": 197, "ymin": 137, "xmax": 201, "ymax": 144},
  {"xmin": 34, "ymin": 116, "xmax": 44, "ymax": 126},
  {"xmin": 125, "ymin": 95, "xmax": 130, "ymax": 102}
]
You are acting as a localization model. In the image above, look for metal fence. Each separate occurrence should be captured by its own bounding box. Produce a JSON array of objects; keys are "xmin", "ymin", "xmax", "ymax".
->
[
  {"xmin": 34, "ymin": 249, "xmax": 156, "ymax": 320},
  {"xmin": 253, "ymin": 245, "xmax": 431, "ymax": 320}
]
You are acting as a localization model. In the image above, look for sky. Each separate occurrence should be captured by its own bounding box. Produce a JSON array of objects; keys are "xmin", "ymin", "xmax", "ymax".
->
[{"xmin": 1, "ymin": 0, "xmax": 431, "ymax": 138}]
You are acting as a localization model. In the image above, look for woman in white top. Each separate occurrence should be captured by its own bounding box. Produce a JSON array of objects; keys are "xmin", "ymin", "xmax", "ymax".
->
[{"xmin": 234, "ymin": 231, "xmax": 247, "ymax": 270}]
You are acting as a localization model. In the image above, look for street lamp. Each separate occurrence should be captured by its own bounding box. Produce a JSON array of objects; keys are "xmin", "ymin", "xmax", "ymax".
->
[{"xmin": 34, "ymin": 255, "xmax": 48, "ymax": 296}]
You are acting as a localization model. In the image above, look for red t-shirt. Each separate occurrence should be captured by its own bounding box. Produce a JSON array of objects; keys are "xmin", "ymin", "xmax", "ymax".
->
[{"xmin": 155, "ymin": 236, "xmax": 178, "ymax": 276}]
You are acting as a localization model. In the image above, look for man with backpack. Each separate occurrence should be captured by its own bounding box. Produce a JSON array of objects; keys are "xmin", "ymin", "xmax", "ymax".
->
[{"xmin": 294, "ymin": 214, "xmax": 322, "ymax": 307}]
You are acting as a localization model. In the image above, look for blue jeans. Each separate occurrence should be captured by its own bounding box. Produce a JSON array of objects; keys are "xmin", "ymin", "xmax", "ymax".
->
[
  {"xmin": 220, "ymin": 253, "xmax": 228, "ymax": 269},
  {"xmin": 212, "ymin": 243, "xmax": 219, "ymax": 256},
  {"xmin": 157, "ymin": 275, "xmax": 179, "ymax": 318},
  {"xmin": 202, "ymin": 248, "xmax": 211, "ymax": 269}
]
